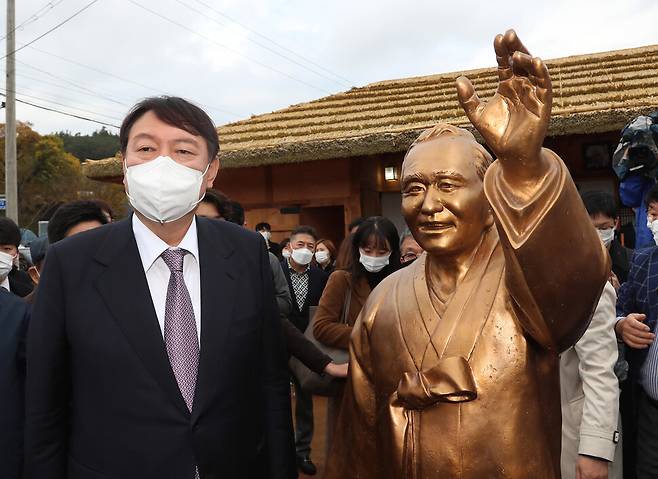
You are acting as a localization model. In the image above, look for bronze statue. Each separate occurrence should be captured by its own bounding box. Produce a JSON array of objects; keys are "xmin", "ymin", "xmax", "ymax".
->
[{"xmin": 324, "ymin": 30, "xmax": 609, "ymax": 479}]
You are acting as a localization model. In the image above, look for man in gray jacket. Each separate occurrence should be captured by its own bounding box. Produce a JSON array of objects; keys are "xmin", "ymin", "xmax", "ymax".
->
[{"xmin": 560, "ymin": 281, "xmax": 622, "ymax": 479}]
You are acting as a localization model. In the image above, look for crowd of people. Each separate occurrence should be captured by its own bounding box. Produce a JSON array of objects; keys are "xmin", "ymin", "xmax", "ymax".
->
[{"xmin": 2, "ymin": 93, "xmax": 658, "ymax": 479}]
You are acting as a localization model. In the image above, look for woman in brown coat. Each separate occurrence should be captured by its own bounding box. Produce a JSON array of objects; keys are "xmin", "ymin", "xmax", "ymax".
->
[{"xmin": 313, "ymin": 216, "xmax": 401, "ymax": 453}]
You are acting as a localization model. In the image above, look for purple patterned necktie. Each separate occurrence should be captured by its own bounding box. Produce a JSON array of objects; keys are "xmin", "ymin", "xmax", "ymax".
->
[{"xmin": 161, "ymin": 248, "xmax": 199, "ymax": 412}]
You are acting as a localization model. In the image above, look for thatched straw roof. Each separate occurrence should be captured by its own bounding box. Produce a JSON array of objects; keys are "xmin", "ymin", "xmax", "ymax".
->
[{"xmin": 84, "ymin": 43, "xmax": 658, "ymax": 180}]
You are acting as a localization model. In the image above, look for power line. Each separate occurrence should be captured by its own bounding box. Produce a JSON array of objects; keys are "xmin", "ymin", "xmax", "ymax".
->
[
  {"xmin": 0, "ymin": 0, "xmax": 66, "ymax": 42},
  {"xmin": 190, "ymin": 0, "xmax": 352, "ymax": 86},
  {"xmin": 174, "ymin": 0, "xmax": 351, "ymax": 88},
  {"xmin": 0, "ymin": 87, "xmax": 123, "ymax": 122},
  {"xmin": 0, "ymin": 92, "xmax": 119, "ymax": 128},
  {"xmin": 13, "ymin": 70, "xmax": 127, "ymax": 115},
  {"xmin": 24, "ymin": 45, "xmax": 243, "ymax": 119},
  {"xmin": 16, "ymin": 60, "xmax": 130, "ymax": 107},
  {"xmin": 127, "ymin": 0, "xmax": 331, "ymax": 95},
  {"xmin": 1, "ymin": 0, "xmax": 100, "ymax": 60}
]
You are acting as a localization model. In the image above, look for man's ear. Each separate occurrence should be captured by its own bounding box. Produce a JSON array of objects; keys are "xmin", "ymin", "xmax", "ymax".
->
[
  {"xmin": 28, "ymin": 266, "xmax": 40, "ymax": 285},
  {"xmin": 206, "ymin": 157, "xmax": 220, "ymax": 188}
]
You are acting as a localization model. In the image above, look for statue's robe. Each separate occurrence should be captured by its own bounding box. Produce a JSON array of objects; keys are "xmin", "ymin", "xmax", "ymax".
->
[{"xmin": 324, "ymin": 151, "xmax": 609, "ymax": 479}]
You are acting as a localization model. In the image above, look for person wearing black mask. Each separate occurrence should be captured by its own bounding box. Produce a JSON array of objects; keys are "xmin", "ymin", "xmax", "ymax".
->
[{"xmin": 313, "ymin": 216, "xmax": 400, "ymax": 457}]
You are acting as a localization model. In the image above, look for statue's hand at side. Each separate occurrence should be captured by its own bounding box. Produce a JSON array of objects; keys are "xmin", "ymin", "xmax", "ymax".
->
[{"xmin": 456, "ymin": 29, "xmax": 552, "ymax": 186}]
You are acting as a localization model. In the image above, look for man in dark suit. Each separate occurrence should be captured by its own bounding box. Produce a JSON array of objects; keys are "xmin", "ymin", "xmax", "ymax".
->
[
  {"xmin": 0, "ymin": 288, "xmax": 30, "ymax": 478},
  {"xmin": 25, "ymin": 96, "xmax": 296, "ymax": 479},
  {"xmin": 281, "ymin": 225, "xmax": 329, "ymax": 476},
  {"xmin": 617, "ymin": 241, "xmax": 658, "ymax": 478},
  {"xmin": 0, "ymin": 217, "xmax": 33, "ymax": 297},
  {"xmin": 256, "ymin": 222, "xmax": 283, "ymax": 260}
]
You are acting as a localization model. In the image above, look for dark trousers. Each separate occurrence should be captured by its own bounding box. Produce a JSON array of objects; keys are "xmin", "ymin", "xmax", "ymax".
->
[
  {"xmin": 637, "ymin": 391, "xmax": 658, "ymax": 478},
  {"xmin": 292, "ymin": 376, "xmax": 314, "ymax": 458}
]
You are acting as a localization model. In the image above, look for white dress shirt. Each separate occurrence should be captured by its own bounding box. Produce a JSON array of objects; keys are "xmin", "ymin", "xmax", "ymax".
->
[
  {"xmin": 132, "ymin": 214, "xmax": 201, "ymax": 344},
  {"xmin": 0, "ymin": 275, "xmax": 9, "ymax": 291}
]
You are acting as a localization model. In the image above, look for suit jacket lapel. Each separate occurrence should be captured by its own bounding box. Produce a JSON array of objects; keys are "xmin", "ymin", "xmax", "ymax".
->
[
  {"xmin": 92, "ymin": 218, "xmax": 189, "ymax": 416},
  {"xmin": 191, "ymin": 217, "xmax": 237, "ymax": 424}
]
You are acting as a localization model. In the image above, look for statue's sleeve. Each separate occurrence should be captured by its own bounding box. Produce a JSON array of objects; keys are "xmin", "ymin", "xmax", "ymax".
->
[
  {"xmin": 483, "ymin": 148, "xmax": 609, "ymax": 352},
  {"xmin": 323, "ymin": 304, "xmax": 378, "ymax": 479}
]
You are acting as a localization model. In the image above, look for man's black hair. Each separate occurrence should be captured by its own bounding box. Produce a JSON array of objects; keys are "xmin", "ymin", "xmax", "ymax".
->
[
  {"xmin": 200, "ymin": 188, "xmax": 233, "ymax": 220},
  {"xmin": 225, "ymin": 200, "xmax": 245, "ymax": 226},
  {"xmin": 92, "ymin": 199, "xmax": 114, "ymax": 220},
  {"xmin": 290, "ymin": 225, "xmax": 318, "ymax": 242},
  {"xmin": 120, "ymin": 96, "xmax": 219, "ymax": 161},
  {"xmin": 255, "ymin": 222, "xmax": 271, "ymax": 232},
  {"xmin": 0, "ymin": 217, "xmax": 21, "ymax": 247},
  {"xmin": 348, "ymin": 217, "xmax": 365, "ymax": 231},
  {"xmin": 646, "ymin": 183, "xmax": 658, "ymax": 207},
  {"xmin": 580, "ymin": 190, "xmax": 618, "ymax": 219},
  {"xmin": 47, "ymin": 200, "xmax": 109, "ymax": 243}
]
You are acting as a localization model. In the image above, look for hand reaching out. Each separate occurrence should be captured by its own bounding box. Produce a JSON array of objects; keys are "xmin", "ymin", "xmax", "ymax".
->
[{"xmin": 456, "ymin": 29, "xmax": 552, "ymax": 182}]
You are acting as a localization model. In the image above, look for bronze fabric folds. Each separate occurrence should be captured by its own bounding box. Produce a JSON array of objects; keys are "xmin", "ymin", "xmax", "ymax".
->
[{"xmin": 394, "ymin": 356, "xmax": 477, "ymax": 409}]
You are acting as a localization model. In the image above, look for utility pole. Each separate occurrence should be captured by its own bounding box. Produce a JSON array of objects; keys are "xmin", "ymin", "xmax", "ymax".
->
[{"xmin": 5, "ymin": 0, "xmax": 17, "ymax": 222}]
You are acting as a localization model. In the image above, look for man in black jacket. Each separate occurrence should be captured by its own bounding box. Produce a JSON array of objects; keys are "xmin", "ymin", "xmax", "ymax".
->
[
  {"xmin": 281, "ymin": 225, "xmax": 329, "ymax": 476},
  {"xmin": 0, "ymin": 288, "xmax": 30, "ymax": 478},
  {"xmin": 0, "ymin": 217, "xmax": 33, "ymax": 297},
  {"xmin": 581, "ymin": 190, "xmax": 632, "ymax": 285},
  {"xmin": 25, "ymin": 97, "xmax": 296, "ymax": 479}
]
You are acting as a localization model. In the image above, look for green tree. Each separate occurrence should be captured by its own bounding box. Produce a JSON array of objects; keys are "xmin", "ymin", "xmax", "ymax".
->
[
  {"xmin": 56, "ymin": 127, "xmax": 120, "ymax": 160},
  {"xmin": 0, "ymin": 122, "xmax": 83, "ymax": 230}
]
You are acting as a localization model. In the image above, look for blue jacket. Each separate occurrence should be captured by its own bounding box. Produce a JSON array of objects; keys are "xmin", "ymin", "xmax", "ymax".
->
[
  {"xmin": 619, "ymin": 175, "xmax": 655, "ymax": 249},
  {"xmin": 0, "ymin": 288, "xmax": 30, "ymax": 479}
]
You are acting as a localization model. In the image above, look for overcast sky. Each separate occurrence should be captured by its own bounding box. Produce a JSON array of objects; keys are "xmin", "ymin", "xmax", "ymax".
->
[{"xmin": 0, "ymin": 0, "xmax": 657, "ymax": 135}]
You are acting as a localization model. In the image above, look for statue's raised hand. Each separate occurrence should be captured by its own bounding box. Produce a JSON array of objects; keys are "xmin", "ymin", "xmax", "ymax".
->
[{"xmin": 456, "ymin": 30, "xmax": 552, "ymax": 182}]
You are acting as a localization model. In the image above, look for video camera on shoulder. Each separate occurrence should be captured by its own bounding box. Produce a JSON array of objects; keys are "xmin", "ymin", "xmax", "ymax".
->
[{"xmin": 613, "ymin": 112, "xmax": 658, "ymax": 180}]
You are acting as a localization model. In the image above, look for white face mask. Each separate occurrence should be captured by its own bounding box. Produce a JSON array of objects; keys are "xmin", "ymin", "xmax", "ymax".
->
[
  {"xmin": 260, "ymin": 231, "xmax": 271, "ymax": 242},
  {"xmin": 648, "ymin": 218, "xmax": 658, "ymax": 245},
  {"xmin": 0, "ymin": 250, "xmax": 15, "ymax": 279},
  {"xmin": 359, "ymin": 249, "xmax": 391, "ymax": 273},
  {"xmin": 125, "ymin": 156, "xmax": 209, "ymax": 224},
  {"xmin": 597, "ymin": 228, "xmax": 615, "ymax": 248},
  {"xmin": 291, "ymin": 247, "xmax": 314, "ymax": 266},
  {"xmin": 315, "ymin": 250, "xmax": 330, "ymax": 265},
  {"xmin": 282, "ymin": 249, "xmax": 291, "ymax": 259}
]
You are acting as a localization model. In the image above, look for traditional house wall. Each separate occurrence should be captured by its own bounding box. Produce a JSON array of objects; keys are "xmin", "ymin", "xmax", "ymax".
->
[{"xmin": 215, "ymin": 130, "xmax": 623, "ymax": 246}]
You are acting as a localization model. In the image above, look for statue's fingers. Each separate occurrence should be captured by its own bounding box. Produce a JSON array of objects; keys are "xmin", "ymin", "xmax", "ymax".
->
[
  {"xmin": 504, "ymin": 29, "xmax": 530, "ymax": 56},
  {"xmin": 530, "ymin": 57, "xmax": 552, "ymax": 105},
  {"xmin": 494, "ymin": 34, "xmax": 512, "ymax": 81},
  {"xmin": 511, "ymin": 51, "xmax": 533, "ymax": 78},
  {"xmin": 456, "ymin": 76, "xmax": 482, "ymax": 123},
  {"xmin": 531, "ymin": 57, "xmax": 553, "ymax": 101}
]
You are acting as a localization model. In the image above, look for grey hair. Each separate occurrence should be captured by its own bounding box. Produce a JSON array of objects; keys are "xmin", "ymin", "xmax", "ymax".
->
[{"xmin": 399, "ymin": 227, "xmax": 415, "ymax": 249}]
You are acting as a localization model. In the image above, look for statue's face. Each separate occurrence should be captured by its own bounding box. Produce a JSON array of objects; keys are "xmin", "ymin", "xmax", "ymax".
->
[{"xmin": 401, "ymin": 136, "xmax": 493, "ymax": 258}]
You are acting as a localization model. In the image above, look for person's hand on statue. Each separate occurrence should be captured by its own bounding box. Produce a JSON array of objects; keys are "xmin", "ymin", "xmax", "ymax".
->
[
  {"xmin": 456, "ymin": 29, "xmax": 552, "ymax": 187},
  {"xmin": 576, "ymin": 455, "xmax": 608, "ymax": 479},
  {"xmin": 324, "ymin": 362, "xmax": 348, "ymax": 378},
  {"xmin": 615, "ymin": 313, "xmax": 655, "ymax": 349}
]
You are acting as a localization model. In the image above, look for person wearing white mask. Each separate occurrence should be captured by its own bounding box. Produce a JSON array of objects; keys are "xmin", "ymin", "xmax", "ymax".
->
[
  {"xmin": 581, "ymin": 191, "xmax": 633, "ymax": 291},
  {"xmin": 313, "ymin": 216, "xmax": 401, "ymax": 458},
  {"xmin": 26, "ymin": 96, "xmax": 296, "ymax": 479},
  {"xmin": 255, "ymin": 222, "xmax": 282, "ymax": 259},
  {"xmin": 0, "ymin": 217, "xmax": 33, "ymax": 297},
  {"xmin": 314, "ymin": 239, "xmax": 336, "ymax": 274},
  {"xmin": 280, "ymin": 225, "xmax": 328, "ymax": 476}
]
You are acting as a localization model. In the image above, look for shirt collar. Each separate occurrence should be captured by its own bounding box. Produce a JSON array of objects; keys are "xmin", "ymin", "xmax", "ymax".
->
[
  {"xmin": 0, "ymin": 275, "xmax": 9, "ymax": 291},
  {"xmin": 287, "ymin": 257, "xmax": 310, "ymax": 275},
  {"xmin": 132, "ymin": 214, "xmax": 199, "ymax": 272}
]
